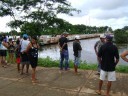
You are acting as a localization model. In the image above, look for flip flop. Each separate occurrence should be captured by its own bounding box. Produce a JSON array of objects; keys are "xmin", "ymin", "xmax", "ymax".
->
[{"xmin": 95, "ymin": 90, "xmax": 101, "ymax": 95}]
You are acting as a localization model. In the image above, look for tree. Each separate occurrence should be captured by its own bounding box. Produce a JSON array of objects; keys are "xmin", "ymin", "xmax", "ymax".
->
[
  {"xmin": 114, "ymin": 28, "xmax": 128, "ymax": 43},
  {"xmin": 0, "ymin": 0, "xmax": 80, "ymax": 36}
]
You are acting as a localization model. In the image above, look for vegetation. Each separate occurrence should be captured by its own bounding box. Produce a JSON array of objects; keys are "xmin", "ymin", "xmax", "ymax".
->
[
  {"xmin": 114, "ymin": 26, "xmax": 128, "ymax": 43},
  {"xmin": 38, "ymin": 57, "xmax": 128, "ymax": 73},
  {"xmin": 0, "ymin": 0, "xmax": 80, "ymax": 36},
  {"xmin": 0, "ymin": 0, "xmax": 111, "ymax": 36}
]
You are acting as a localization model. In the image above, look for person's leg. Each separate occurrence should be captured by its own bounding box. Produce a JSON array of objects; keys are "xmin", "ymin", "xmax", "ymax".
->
[
  {"xmin": 21, "ymin": 64, "xmax": 25, "ymax": 74},
  {"xmin": 31, "ymin": 68, "xmax": 36, "ymax": 82},
  {"xmin": 60, "ymin": 52, "xmax": 64, "ymax": 70},
  {"xmin": 74, "ymin": 57, "xmax": 79, "ymax": 73},
  {"xmin": 106, "ymin": 81, "xmax": 112, "ymax": 96},
  {"xmin": 64, "ymin": 50, "xmax": 69, "ymax": 70},
  {"xmin": 26, "ymin": 63, "xmax": 29, "ymax": 74},
  {"xmin": 17, "ymin": 63, "xmax": 20, "ymax": 72},
  {"xmin": 96, "ymin": 70, "xmax": 106, "ymax": 95},
  {"xmin": 0, "ymin": 56, "xmax": 1, "ymax": 66},
  {"xmin": 2, "ymin": 56, "xmax": 7, "ymax": 67},
  {"xmin": 96, "ymin": 57, "xmax": 101, "ymax": 75},
  {"xmin": 99, "ymin": 80, "xmax": 103, "ymax": 92},
  {"xmin": 106, "ymin": 71, "xmax": 116, "ymax": 96},
  {"xmin": 11, "ymin": 53, "xmax": 14, "ymax": 63}
]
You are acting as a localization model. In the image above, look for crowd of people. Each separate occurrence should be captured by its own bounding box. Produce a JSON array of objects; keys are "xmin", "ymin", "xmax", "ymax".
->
[
  {"xmin": 58, "ymin": 32, "xmax": 128, "ymax": 96},
  {"xmin": 0, "ymin": 32, "xmax": 128, "ymax": 96},
  {"xmin": 0, "ymin": 34, "xmax": 39, "ymax": 83}
]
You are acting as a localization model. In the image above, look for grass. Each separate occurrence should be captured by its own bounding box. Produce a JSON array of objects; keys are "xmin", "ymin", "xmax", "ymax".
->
[{"xmin": 38, "ymin": 57, "xmax": 128, "ymax": 73}]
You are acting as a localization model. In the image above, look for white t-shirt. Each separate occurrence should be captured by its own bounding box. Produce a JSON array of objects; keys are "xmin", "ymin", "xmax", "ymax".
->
[
  {"xmin": 20, "ymin": 40, "xmax": 30, "ymax": 52},
  {"xmin": 0, "ymin": 42, "xmax": 7, "ymax": 50}
]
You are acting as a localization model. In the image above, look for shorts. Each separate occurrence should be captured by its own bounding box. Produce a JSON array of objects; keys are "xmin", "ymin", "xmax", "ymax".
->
[
  {"xmin": 20, "ymin": 53, "xmax": 29, "ymax": 65},
  {"xmin": 100, "ymin": 70, "xmax": 116, "ymax": 81},
  {"xmin": 0, "ymin": 50, "xmax": 7, "ymax": 56},
  {"xmin": 16, "ymin": 57, "xmax": 20, "ymax": 64},
  {"xmin": 74, "ymin": 56, "xmax": 80, "ymax": 66},
  {"xmin": 30, "ymin": 57, "xmax": 38, "ymax": 68},
  {"xmin": 8, "ymin": 50, "xmax": 15, "ymax": 53}
]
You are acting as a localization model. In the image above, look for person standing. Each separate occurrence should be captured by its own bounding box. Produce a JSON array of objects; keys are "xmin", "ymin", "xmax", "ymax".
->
[
  {"xmin": 96, "ymin": 35, "xmax": 119, "ymax": 96},
  {"xmin": 15, "ymin": 38, "xmax": 21, "ymax": 72},
  {"xmin": 94, "ymin": 35, "xmax": 105, "ymax": 75},
  {"xmin": 0, "ymin": 37, "xmax": 8, "ymax": 68},
  {"xmin": 8, "ymin": 38, "xmax": 15, "ymax": 64},
  {"xmin": 121, "ymin": 50, "xmax": 128, "ymax": 62},
  {"xmin": 0, "ymin": 35, "xmax": 8, "ymax": 68},
  {"xmin": 58, "ymin": 32, "xmax": 69, "ymax": 70},
  {"xmin": 20, "ymin": 34, "xmax": 30, "ymax": 75},
  {"xmin": 25, "ymin": 36, "xmax": 40, "ymax": 83},
  {"xmin": 73, "ymin": 36, "xmax": 82, "ymax": 74}
]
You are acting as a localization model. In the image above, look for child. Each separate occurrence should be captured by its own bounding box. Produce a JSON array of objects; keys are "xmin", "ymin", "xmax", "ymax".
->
[{"xmin": 15, "ymin": 39, "xmax": 21, "ymax": 72}]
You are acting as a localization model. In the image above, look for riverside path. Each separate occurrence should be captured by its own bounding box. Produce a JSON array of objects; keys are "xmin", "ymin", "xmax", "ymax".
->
[{"xmin": 0, "ymin": 64, "xmax": 127, "ymax": 96}]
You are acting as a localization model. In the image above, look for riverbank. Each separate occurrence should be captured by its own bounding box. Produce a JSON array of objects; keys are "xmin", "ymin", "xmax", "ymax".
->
[
  {"xmin": 38, "ymin": 57, "xmax": 128, "ymax": 73},
  {"xmin": 39, "ymin": 34, "xmax": 100, "ymax": 45}
]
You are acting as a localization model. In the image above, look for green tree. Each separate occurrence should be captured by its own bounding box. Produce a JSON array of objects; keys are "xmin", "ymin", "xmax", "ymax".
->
[{"xmin": 0, "ymin": 0, "xmax": 80, "ymax": 36}]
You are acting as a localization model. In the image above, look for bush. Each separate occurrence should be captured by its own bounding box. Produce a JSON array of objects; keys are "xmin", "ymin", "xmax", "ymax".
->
[
  {"xmin": 114, "ymin": 29, "xmax": 128, "ymax": 43},
  {"xmin": 38, "ymin": 57, "xmax": 128, "ymax": 73}
]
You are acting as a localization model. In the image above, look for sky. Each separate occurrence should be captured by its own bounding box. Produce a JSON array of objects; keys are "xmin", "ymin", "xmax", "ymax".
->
[{"xmin": 0, "ymin": 0, "xmax": 128, "ymax": 32}]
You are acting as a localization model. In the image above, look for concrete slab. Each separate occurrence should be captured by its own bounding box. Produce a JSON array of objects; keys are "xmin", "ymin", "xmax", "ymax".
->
[
  {"xmin": 0, "ymin": 66, "xmax": 127, "ymax": 96},
  {"xmin": 49, "ymin": 70, "xmax": 87, "ymax": 91},
  {"xmin": 0, "ymin": 82, "xmax": 41, "ymax": 96},
  {"xmin": 0, "ymin": 79, "xmax": 13, "ymax": 89},
  {"xmin": 36, "ymin": 87, "xmax": 77, "ymax": 96}
]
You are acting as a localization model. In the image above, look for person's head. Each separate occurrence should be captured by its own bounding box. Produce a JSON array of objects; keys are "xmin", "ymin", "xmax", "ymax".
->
[
  {"xmin": 16, "ymin": 39, "xmax": 20, "ymax": 45},
  {"xmin": 9, "ymin": 38, "xmax": 12, "ymax": 42},
  {"xmin": 62, "ymin": 32, "xmax": 69, "ymax": 37},
  {"xmin": 100, "ymin": 35, "xmax": 105, "ymax": 42},
  {"xmin": 23, "ymin": 34, "xmax": 28, "ymax": 40},
  {"xmin": 105, "ymin": 35, "xmax": 113, "ymax": 42},
  {"xmin": 75, "ymin": 35, "xmax": 80, "ymax": 42},
  {"xmin": 31, "ymin": 36, "xmax": 38, "ymax": 44}
]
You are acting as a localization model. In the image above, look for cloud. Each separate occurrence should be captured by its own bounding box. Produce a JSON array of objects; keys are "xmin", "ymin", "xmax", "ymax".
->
[
  {"xmin": 69, "ymin": 0, "xmax": 128, "ymax": 20},
  {"xmin": 0, "ymin": 16, "xmax": 12, "ymax": 32},
  {"xmin": 89, "ymin": 7, "xmax": 128, "ymax": 19}
]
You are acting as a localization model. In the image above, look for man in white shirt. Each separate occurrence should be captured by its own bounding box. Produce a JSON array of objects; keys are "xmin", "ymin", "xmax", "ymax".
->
[{"xmin": 20, "ymin": 34, "xmax": 30, "ymax": 75}]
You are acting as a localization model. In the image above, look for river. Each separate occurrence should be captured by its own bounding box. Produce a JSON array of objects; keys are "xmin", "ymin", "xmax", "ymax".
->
[{"xmin": 38, "ymin": 38, "xmax": 128, "ymax": 65}]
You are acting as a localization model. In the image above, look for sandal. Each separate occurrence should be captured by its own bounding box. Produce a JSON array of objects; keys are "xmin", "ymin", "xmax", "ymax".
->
[{"xmin": 95, "ymin": 90, "xmax": 101, "ymax": 95}]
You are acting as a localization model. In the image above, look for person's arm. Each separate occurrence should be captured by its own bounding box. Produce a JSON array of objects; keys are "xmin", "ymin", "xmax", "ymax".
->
[
  {"xmin": 114, "ymin": 47, "xmax": 119, "ymax": 65},
  {"xmin": 121, "ymin": 50, "xmax": 128, "ymax": 62},
  {"xmin": 94, "ymin": 41, "xmax": 98, "ymax": 56},
  {"xmin": 98, "ymin": 46, "xmax": 102, "ymax": 64},
  {"xmin": 61, "ymin": 38, "xmax": 68, "ymax": 50},
  {"xmin": 37, "ymin": 43, "xmax": 40, "ymax": 49},
  {"xmin": 2, "ymin": 41, "xmax": 8, "ymax": 48},
  {"xmin": 78, "ymin": 43, "xmax": 82, "ymax": 50}
]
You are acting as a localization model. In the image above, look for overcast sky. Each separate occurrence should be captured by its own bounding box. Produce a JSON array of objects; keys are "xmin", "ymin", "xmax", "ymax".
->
[{"xmin": 0, "ymin": 0, "xmax": 128, "ymax": 32}]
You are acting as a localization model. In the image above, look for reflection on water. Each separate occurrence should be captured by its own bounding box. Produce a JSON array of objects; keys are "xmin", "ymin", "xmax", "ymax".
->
[{"xmin": 39, "ymin": 38, "xmax": 128, "ymax": 65}]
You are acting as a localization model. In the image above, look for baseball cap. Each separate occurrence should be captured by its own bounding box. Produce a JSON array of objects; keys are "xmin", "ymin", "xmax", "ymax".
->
[
  {"xmin": 100, "ymin": 34, "xmax": 105, "ymax": 38},
  {"xmin": 75, "ymin": 35, "xmax": 80, "ymax": 39},
  {"xmin": 23, "ymin": 34, "xmax": 28, "ymax": 38},
  {"xmin": 105, "ymin": 35, "xmax": 113, "ymax": 40}
]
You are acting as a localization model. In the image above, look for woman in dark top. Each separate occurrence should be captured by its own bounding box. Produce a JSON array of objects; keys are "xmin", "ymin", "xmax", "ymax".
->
[{"xmin": 25, "ymin": 36, "xmax": 39, "ymax": 83}]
